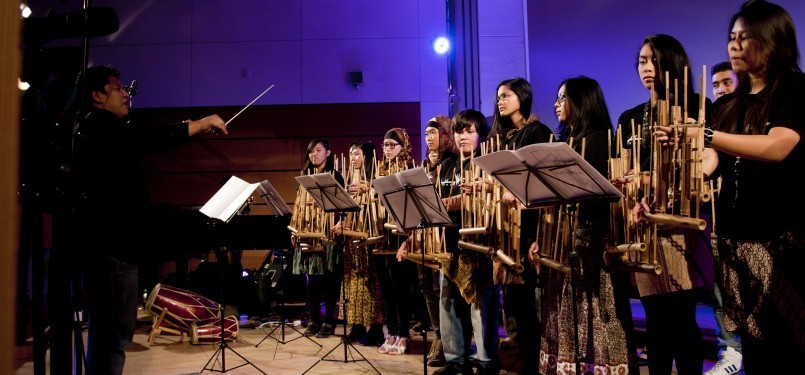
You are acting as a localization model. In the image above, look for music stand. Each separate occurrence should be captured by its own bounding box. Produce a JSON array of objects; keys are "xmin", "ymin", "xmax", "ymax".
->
[
  {"xmin": 253, "ymin": 181, "xmax": 322, "ymax": 354},
  {"xmin": 473, "ymin": 142, "xmax": 623, "ymax": 375},
  {"xmin": 373, "ymin": 167, "xmax": 453, "ymax": 375},
  {"xmin": 198, "ymin": 176, "xmax": 290, "ymax": 374},
  {"xmin": 296, "ymin": 173, "xmax": 380, "ymax": 375},
  {"xmin": 254, "ymin": 247, "xmax": 323, "ymax": 355}
]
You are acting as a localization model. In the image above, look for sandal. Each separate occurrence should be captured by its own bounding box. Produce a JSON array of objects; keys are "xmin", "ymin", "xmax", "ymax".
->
[
  {"xmin": 378, "ymin": 336, "xmax": 397, "ymax": 354},
  {"xmin": 388, "ymin": 337, "xmax": 408, "ymax": 355}
]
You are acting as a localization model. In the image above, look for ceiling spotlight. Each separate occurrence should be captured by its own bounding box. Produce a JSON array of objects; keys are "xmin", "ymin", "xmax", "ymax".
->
[{"xmin": 432, "ymin": 36, "xmax": 450, "ymax": 55}]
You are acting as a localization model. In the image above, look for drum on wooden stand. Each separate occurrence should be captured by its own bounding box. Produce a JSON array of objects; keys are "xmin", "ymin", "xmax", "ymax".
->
[
  {"xmin": 190, "ymin": 315, "xmax": 240, "ymax": 344},
  {"xmin": 145, "ymin": 283, "xmax": 221, "ymax": 343}
]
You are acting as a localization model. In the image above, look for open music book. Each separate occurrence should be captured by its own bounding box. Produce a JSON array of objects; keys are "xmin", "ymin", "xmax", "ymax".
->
[
  {"xmin": 200, "ymin": 176, "xmax": 291, "ymax": 222},
  {"xmin": 472, "ymin": 142, "xmax": 622, "ymax": 207}
]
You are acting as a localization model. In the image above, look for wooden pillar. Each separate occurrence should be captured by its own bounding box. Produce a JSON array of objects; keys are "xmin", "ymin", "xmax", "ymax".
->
[{"xmin": 0, "ymin": 2, "xmax": 21, "ymax": 375}]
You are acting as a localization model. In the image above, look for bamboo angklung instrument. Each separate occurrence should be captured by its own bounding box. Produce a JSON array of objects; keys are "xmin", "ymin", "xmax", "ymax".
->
[
  {"xmin": 530, "ymin": 138, "xmax": 587, "ymax": 275},
  {"xmin": 397, "ymin": 163, "xmax": 450, "ymax": 270},
  {"xmin": 456, "ymin": 138, "xmax": 524, "ymax": 273},
  {"xmin": 372, "ymin": 153, "xmax": 412, "ymax": 256},
  {"xmin": 288, "ymin": 170, "xmax": 332, "ymax": 253},
  {"xmin": 608, "ymin": 65, "xmax": 713, "ymax": 275}
]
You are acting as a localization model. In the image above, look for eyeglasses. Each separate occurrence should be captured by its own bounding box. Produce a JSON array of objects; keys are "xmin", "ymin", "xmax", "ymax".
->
[
  {"xmin": 496, "ymin": 92, "xmax": 517, "ymax": 103},
  {"xmin": 382, "ymin": 142, "xmax": 401, "ymax": 149},
  {"xmin": 555, "ymin": 93, "xmax": 567, "ymax": 104}
]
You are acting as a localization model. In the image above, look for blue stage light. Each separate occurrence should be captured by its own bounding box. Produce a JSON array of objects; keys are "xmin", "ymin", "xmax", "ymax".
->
[{"xmin": 432, "ymin": 36, "xmax": 450, "ymax": 55}]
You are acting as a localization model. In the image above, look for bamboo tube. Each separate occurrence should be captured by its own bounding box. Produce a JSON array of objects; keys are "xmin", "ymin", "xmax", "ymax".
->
[
  {"xmin": 493, "ymin": 250, "xmax": 524, "ymax": 273},
  {"xmin": 457, "ymin": 240, "xmax": 495, "ymax": 255},
  {"xmin": 610, "ymin": 261, "xmax": 662, "ymax": 275},
  {"xmin": 534, "ymin": 256, "xmax": 570, "ymax": 274},
  {"xmin": 293, "ymin": 231, "xmax": 328, "ymax": 239},
  {"xmin": 608, "ymin": 243, "xmax": 647, "ymax": 253},
  {"xmin": 459, "ymin": 227, "xmax": 488, "ymax": 236},
  {"xmin": 338, "ymin": 230, "xmax": 369, "ymax": 239},
  {"xmin": 643, "ymin": 212, "xmax": 706, "ymax": 231}
]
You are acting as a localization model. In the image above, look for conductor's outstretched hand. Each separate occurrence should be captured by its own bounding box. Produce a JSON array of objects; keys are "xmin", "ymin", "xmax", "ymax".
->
[{"xmin": 188, "ymin": 114, "xmax": 227, "ymax": 136}]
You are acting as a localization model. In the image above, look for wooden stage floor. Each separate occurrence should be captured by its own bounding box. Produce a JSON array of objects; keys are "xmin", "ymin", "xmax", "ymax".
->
[{"xmin": 16, "ymin": 301, "xmax": 720, "ymax": 374}]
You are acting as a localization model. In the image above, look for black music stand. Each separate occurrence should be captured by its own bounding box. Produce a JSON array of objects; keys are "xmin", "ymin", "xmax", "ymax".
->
[
  {"xmin": 373, "ymin": 167, "xmax": 453, "ymax": 375},
  {"xmin": 254, "ymin": 247, "xmax": 323, "ymax": 355},
  {"xmin": 253, "ymin": 180, "xmax": 322, "ymax": 354},
  {"xmin": 198, "ymin": 176, "xmax": 289, "ymax": 374},
  {"xmin": 473, "ymin": 142, "xmax": 623, "ymax": 375},
  {"xmin": 296, "ymin": 173, "xmax": 380, "ymax": 375}
]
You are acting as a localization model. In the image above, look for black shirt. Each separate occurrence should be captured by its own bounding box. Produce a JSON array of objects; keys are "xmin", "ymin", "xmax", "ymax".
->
[{"xmin": 714, "ymin": 72, "xmax": 805, "ymax": 240}]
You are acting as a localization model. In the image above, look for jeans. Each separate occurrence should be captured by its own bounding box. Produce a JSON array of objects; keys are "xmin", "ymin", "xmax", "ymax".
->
[
  {"xmin": 713, "ymin": 281, "xmax": 742, "ymax": 354},
  {"xmin": 86, "ymin": 256, "xmax": 138, "ymax": 375},
  {"xmin": 440, "ymin": 272, "xmax": 500, "ymax": 369}
]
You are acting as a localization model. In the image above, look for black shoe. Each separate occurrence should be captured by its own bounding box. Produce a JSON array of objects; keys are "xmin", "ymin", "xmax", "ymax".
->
[
  {"xmin": 346, "ymin": 324, "xmax": 367, "ymax": 343},
  {"xmin": 359, "ymin": 324, "xmax": 385, "ymax": 346},
  {"xmin": 315, "ymin": 323, "xmax": 335, "ymax": 338},
  {"xmin": 303, "ymin": 322, "xmax": 321, "ymax": 336},
  {"xmin": 433, "ymin": 363, "xmax": 468, "ymax": 375}
]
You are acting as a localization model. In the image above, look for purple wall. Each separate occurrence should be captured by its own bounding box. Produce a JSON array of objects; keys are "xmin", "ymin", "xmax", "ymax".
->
[
  {"xmin": 29, "ymin": 0, "xmax": 805, "ymax": 136},
  {"xmin": 528, "ymin": 0, "xmax": 805, "ymax": 131}
]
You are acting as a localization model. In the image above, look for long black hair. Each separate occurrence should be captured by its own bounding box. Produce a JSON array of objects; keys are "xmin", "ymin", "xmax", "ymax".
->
[
  {"xmin": 638, "ymin": 34, "xmax": 697, "ymax": 104},
  {"xmin": 489, "ymin": 78, "xmax": 534, "ymax": 140},
  {"xmin": 302, "ymin": 137, "xmax": 335, "ymax": 173},
  {"xmin": 714, "ymin": 0, "xmax": 801, "ymax": 134},
  {"xmin": 349, "ymin": 140, "xmax": 376, "ymax": 178},
  {"xmin": 557, "ymin": 76, "xmax": 613, "ymax": 141}
]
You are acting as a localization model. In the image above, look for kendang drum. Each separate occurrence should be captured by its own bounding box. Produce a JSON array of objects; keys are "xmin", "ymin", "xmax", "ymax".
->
[
  {"xmin": 146, "ymin": 283, "xmax": 221, "ymax": 342},
  {"xmin": 190, "ymin": 315, "xmax": 240, "ymax": 344}
]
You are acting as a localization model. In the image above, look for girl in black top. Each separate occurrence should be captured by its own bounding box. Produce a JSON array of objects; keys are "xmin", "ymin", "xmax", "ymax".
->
[
  {"xmin": 538, "ymin": 76, "xmax": 634, "ymax": 375},
  {"xmin": 293, "ymin": 138, "xmax": 344, "ymax": 338}
]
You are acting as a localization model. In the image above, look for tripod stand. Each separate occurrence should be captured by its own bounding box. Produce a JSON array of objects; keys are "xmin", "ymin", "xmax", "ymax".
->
[
  {"xmin": 200, "ymin": 245, "xmax": 267, "ymax": 374},
  {"xmin": 198, "ymin": 177, "xmax": 292, "ymax": 374},
  {"xmin": 473, "ymin": 142, "xmax": 624, "ymax": 375},
  {"xmin": 254, "ymin": 249, "xmax": 321, "ymax": 356},
  {"xmin": 295, "ymin": 173, "xmax": 381, "ymax": 375},
  {"xmin": 373, "ymin": 167, "xmax": 453, "ymax": 375}
]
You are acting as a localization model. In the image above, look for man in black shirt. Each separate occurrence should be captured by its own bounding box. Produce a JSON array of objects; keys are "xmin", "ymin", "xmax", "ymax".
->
[{"xmin": 70, "ymin": 65, "xmax": 227, "ymax": 375}]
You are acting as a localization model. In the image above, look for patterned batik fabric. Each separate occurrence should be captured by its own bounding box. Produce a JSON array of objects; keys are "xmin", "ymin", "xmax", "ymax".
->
[
  {"xmin": 338, "ymin": 245, "xmax": 384, "ymax": 325},
  {"xmin": 717, "ymin": 231, "xmax": 805, "ymax": 349},
  {"xmin": 292, "ymin": 240, "xmax": 341, "ymax": 275},
  {"xmin": 633, "ymin": 226, "xmax": 711, "ymax": 297},
  {"xmin": 539, "ymin": 223, "xmax": 634, "ymax": 375}
]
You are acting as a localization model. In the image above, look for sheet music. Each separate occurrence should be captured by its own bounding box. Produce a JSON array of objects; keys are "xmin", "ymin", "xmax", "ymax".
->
[
  {"xmin": 199, "ymin": 176, "xmax": 259, "ymax": 222},
  {"xmin": 295, "ymin": 173, "xmax": 359, "ymax": 213},
  {"xmin": 473, "ymin": 142, "xmax": 622, "ymax": 207},
  {"xmin": 372, "ymin": 167, "xmax": 451, "ymax": 231},
  {"xmin": 257, "ymin": 180, "xmax": 292, "ymax": 216}
]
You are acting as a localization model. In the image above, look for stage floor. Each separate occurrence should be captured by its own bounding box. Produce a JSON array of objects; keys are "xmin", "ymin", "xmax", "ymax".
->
[{"xmin": 16, "ymin": 299, "xmax": 721, "ymax": 374}]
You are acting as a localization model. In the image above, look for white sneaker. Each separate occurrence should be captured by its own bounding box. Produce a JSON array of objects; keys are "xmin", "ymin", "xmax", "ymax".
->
[{"xmin": 703, "ymin": 346, "xmax": 742, "ymax": 375}]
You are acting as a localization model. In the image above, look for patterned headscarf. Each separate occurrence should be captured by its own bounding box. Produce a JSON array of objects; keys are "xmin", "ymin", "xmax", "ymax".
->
[
  {"xmin": 378, "ymin": 127, "xmax": 412, "ymax": 176},
  {"xmin": 424, "ymin": 115, "xmax": 457, "ymax": 169}
]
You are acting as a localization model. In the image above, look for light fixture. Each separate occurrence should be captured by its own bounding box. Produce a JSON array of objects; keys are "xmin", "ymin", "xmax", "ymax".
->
[
  {"xmin": 432, "ymin": 36, "xmax": 450, "ymax": 55},
  {"xmin": 20, "ymin": 3, "xmax": 32, "ymax": 18},
  {"xmin": 18, "ymin": 78, "xmax": 30, "ymax": 91}
]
